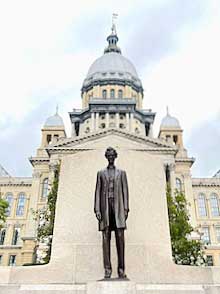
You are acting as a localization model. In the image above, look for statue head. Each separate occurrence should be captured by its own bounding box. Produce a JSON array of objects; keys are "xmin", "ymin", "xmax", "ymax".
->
[{"xmin": 105, "ymin": 147, "xmax": 118, "ymax": 165}]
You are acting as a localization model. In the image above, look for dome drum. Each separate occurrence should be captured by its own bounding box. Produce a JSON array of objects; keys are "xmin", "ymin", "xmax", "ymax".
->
[{"xmin": 81, "ymin": 77, "xmax": 143, "ymax": 95}]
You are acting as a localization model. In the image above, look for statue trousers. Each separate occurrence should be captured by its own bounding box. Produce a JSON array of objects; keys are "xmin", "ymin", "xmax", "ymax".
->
[{"xmin": 102, "ymin": 198, "xmax": 125, "ymax": 273}]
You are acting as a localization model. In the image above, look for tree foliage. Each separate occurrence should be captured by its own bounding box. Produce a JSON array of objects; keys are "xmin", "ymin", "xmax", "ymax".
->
[
  {"xmin": 166, "ymin": 185, "xmax": 206, "ymax": 265},
  {"xmin": 33, "ymin": 169, "xmax": 59, "ymax": 263},
  {"xmin": 0, "ymin": 192, "xmax": 8, "ymax": 229}
]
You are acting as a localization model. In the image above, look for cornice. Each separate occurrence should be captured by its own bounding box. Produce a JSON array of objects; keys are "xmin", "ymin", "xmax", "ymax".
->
[
  {"xmin": 0, "ymin": 177, "xmax": 32, "ymax": 187},
  {"xmin": 175, "ymin": 158, "xmax": 195, "ymax": 162},
  {"xmin": 47, "ymin": 147, "xmax": 176, "ymax": 156},
  {"xmin": 175, "ymin": 157, "xmax": 195, "ymax": 167},
  {"xmin": 46, "ymin": 129, "xmax": 177, "ymax": 155},
  {"xmin": 192, "ymin": 178, "xmax": 220, "ymax": 187},
  {"xmin": 81, "ymin": 78, "xmax": 144, "ymax": 94},
  {"xmin": 29, "ymin": 157, "xmax": 50, "ymax": 167}
]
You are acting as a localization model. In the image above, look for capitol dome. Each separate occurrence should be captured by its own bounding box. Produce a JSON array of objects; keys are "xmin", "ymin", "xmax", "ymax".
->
[
  {"xmin": 86, "ymin": 52, "xmax": 139, "ymax": 80},
  {"xmin": 44, "ymin": 113, "xmax": 64, "ymax": 128},
  {"xmin": 160, "ymin": 109, "xmax": 181, "ymax": 129},
  {"xmin": 82, "ymin": 29, "xmax": 143, "ymax": 93}
]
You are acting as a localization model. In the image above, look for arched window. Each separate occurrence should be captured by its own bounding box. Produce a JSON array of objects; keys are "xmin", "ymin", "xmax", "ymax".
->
[
  {"xmin": 85, "ymin": 127, "xmax": 90, "ymax": 133},
  {"xmin": 102, "ymin": 89, "xmax": 107, "ymax": 99},
  {"xmin": 118, "ymin": 89, "xmax": 123, "ymax": 99},
  {"xmin": 16, "ymin": 193, "xmax": 26, "ymax": 216},
  {"xmin": 135, "ymin": 127, "xmax": 140, "ymax": 134},
  {"xmin": 176, "ymin": 178, "xmax": 182, "ymax": 192},
  {"xmin": 197, "ymin": 193, "xmax": 207, "ymax": 217},
  {"xmin": 110, "ymin": 89, "xmax": 115, "ymax": 98},
  {"xmin": 42, "ymin": 178, "xmax": 49, "ymax": 199},
  {"xmin": 5, "ymin": 193, "xmax": 13, "ymax": 216},
  {"xmin": 12, "ymin": 228, "xmax": 20, "ymax": 245},
  {"xmin": 100, "ymin": 123, "xmax": 105, "ymax": 129},
  {"xmin": 210, "ymin": 193, "xmax": 220, "ymax": 217},
  {"xmin": 0, "ymin": 229, "xmax": 6, "ymax": 245}
]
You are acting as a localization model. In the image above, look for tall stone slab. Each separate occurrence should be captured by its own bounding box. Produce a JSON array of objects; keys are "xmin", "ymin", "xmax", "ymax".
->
[{"xmin": 50, "ymin": 147, "xmax": 173, "ymax": 282}]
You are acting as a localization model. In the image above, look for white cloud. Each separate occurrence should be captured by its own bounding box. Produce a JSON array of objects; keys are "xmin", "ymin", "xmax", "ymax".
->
[
  {"xmin": 0, "ymin": 0, "xmax": 219, "ymax": 176},
  {"xmin": 142, "ymin": 6, "xmax": 220, "ymax": 140}
]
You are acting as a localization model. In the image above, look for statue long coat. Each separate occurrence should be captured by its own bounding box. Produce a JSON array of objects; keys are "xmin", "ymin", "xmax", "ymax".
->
[{"xmin": 94, "ymin": 168, "xmax": 129, "ymax": 231}]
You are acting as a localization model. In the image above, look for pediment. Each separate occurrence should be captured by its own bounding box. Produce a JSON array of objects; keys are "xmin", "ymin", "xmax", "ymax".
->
[{"xmin": 47, "ymin": 129, "xmax": 177, "ymax": 155}]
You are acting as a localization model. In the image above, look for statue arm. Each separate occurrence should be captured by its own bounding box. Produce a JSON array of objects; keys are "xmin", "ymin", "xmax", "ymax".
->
[
  {"xmin": 94, "ymin": 171, "xmax": 101, "ymax": 220},
  {"xmin": 122, "ymin": 171, "xmax": 129, "ymax": 213}
]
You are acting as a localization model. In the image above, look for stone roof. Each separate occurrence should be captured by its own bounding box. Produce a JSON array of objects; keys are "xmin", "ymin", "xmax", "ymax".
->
[
  {"xmin": 160, "ymin": 109, "xmax": 181, "ymax": 129},
  {"xmin": 0, "ymin": 164, "xmax": 10, "ymax": 177},
  {"xmin": 44, "ymin": 113, "xmax": 64, "ymax": 128},
  {"xmin": 213, "ymin": 170, "xmax": 220, "ymax": 178}
]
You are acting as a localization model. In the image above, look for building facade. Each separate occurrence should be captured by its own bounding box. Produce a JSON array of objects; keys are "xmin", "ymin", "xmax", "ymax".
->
[{"xmin": 0, "ymin": 26, "xmax": 220, "ymax": 267}]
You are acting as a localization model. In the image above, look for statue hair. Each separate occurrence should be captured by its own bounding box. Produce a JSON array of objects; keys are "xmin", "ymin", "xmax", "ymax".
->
[{"xmin": 105, "ymin": 147, "xmax": 118, "ymax": 158}]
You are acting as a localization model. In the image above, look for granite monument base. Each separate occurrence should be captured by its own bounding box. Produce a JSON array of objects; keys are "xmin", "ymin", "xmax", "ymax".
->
[{"xmin": 1, "ymin": 134, "xmax": 220, "ymax": 293}]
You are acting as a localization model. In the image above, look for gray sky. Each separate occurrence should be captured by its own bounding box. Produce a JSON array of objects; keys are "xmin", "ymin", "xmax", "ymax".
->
[{"xmin": 0, "ymin": 0, "xmax": 219, "ymax": 177}]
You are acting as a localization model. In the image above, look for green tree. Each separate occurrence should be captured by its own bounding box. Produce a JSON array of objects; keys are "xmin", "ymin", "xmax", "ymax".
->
[
  {"xmin": 166, "ymin": 185, "xmax": 206, "ymax": 265},
  {"xmin": 0, "ymin": 190, "xmax": 9, "ymax": 229},
  {"xmin": 33, "ymin": 169, "xmax": 59, "ymax": 264}
]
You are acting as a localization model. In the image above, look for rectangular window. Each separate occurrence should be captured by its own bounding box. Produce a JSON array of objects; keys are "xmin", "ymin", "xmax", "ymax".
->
[
  {"xmin": 215, "ymin": 227, "xmax": 220, "ymax": 243},
  {"xmin": 210, "ymin": 195, "xmax": 220, "ymax": 217},
  {"xmin": 201, "ymin": 227, "xmax": 210, "ymax": 244},
  {"xmin": 0, "ymin": 229, "xmax": 6, "ymax": 245},
  {"xmin": 16, "ymin": 194, "xmax": 26, "ymax": 216},
  {"xmin": 0, "ymin": 255, "xmax": 2, "ymax": 265},
  {"xmin": 46, "ymin": 134, "xmax": 52, "ymax": 144},
  {"xmin": 206, "ymin": 255, "xmax": 214, "ymax": 266},
  {"xmin": 198, "ymin": 195, "xmax": 207, "ymax": 217},
  {"xmin": 8, "ymin": 255, "xmax": 16, "ymax": 266},
  {"xmin": 5, "ymin": 194, "xmax": 13, "ymax": 216},
  {"xmin": 165, "ymin": 135, "xmax": 171, "ymax": 143}
]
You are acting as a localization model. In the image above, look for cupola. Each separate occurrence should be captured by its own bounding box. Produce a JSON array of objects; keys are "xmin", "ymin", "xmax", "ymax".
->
[{"xmin": 159, "ymin": 107, "xmax": 183, "ymax": 148}]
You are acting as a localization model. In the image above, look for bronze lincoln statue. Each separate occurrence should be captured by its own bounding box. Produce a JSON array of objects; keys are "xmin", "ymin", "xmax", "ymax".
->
[{"xmin": 94, "ymin": 147, "xmax": 129, "ymax": 279}]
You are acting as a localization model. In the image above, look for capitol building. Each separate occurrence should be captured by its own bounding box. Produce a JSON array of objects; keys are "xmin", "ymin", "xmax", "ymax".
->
[{"xmin": 0, "ymin": 24, "xmax": 220, "ymax": 269}]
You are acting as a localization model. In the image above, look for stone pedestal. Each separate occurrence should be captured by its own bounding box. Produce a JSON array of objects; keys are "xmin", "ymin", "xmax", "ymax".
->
[
  {"xmin": 87, "ymin": 281, "xmax": 136, "ymax": 294},
  {"xmin": 1, "ymin": 133, "xmax": 220, "ymax": 293}
]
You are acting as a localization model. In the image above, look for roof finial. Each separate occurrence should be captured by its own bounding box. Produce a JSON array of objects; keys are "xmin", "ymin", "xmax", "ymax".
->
[
  {"xmin": 56, "ymin": 104, "xmax": 59, "ymax": 115},
  {"xmin": 104, "ymin": 13, "xmax": 121, "ymax": 54},
  {"xmin": 166, "ymin": 106, "xmax": 170, "ymax": 116},
  {"xmin": 111, "ymin": 13, "xmax": 118, "ymax": 35}
]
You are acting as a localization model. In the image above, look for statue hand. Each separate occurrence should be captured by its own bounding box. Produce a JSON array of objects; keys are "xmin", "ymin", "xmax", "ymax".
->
[
  {"xmin": 124, "ymin": 210, "xmax": 128, "ymax": 220},
  {"xmin": 96, "ymin": 212, "xmax": 102, "ymax": 221}
]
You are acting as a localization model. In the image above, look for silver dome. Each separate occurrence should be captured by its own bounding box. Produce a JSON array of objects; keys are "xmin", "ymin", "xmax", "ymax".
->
[
  {"xmin": 82, "ymin": 52, "xmax": 142, "ymax": 89},
  {"xmin": 44, "ymin": 113, "xmax": 64, "ymax": 127},
  {"xmin": 160, "ymin": 113, "xmax": 181, "ymax": 129},
  {"xmin": 87, "ymin": 52, "xmax": 138, "ymax": 79}
]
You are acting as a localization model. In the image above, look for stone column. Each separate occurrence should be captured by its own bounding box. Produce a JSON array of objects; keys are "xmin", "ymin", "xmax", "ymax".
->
[
  {"xmin": 21, "ymin": 170, "xmax": 41, "ymax": 264},
  {"xmin": 169, "ymin": 163, "xmax": 176, "ymax": 196},
  {"xmin": 21, "ymin": 237, "xmax": 37, "ymax": 265},
  {"xmin": 71, "ymin": 123, "xmax": 76, "ymax": 137},
  {"xmin": 106, "ymin": 112, "xmax": 109, "ymax": 128},
  {"xmin": 126, "ymin": 112, "xmax": 130, "ymax": 131},
  {"xmin": 91, "ymin": 112, "xmax": 95, "ymax": 132},
  {"xmin": 95, "ymin": 112, "xmax": 99, "ymax": 131},
  {"xmin": 116, "ymin": 112, "xmax": 120, "ymax": 128},
  {"xmin": 130, "ymin": 112, "xmax": 134, "ymax": 132},
  {"xmin": 149, "ymin": 123, "xmax": 153, "ymax": 137}
]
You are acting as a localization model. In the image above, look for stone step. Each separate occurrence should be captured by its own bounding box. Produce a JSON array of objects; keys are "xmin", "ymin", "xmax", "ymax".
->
[{"xmin": 0, "ymin": 283, "xmax": 219, "ymax": 294}]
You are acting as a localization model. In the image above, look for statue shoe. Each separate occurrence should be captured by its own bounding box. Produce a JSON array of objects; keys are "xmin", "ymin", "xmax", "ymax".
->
[
  {"xmin": 104, "ymin": 269, "xmax": 112, "ymax": 279},
  {"xmin": 118, "ymin": 269, "xmax": 127, "ymax": 279}
]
